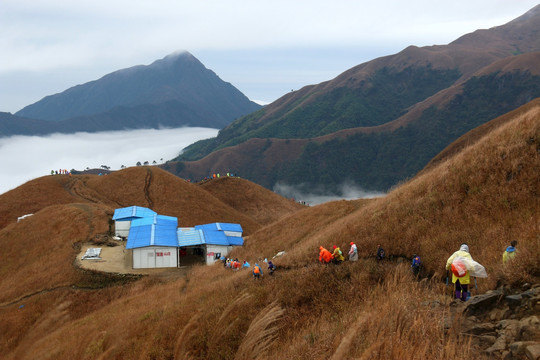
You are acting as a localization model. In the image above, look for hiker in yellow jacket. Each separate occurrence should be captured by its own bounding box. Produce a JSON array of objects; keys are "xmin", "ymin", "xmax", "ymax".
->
[
  {"xmin": 332, "ymin": 245, "xmax": 345, "ymax": 264},
  {"xmin": 445, "ymin": 244, "xmax": 472, "ymax": 302},
  {"xmin": 503, "ymin": 240, "xmax": 518, "ymax": 264}
]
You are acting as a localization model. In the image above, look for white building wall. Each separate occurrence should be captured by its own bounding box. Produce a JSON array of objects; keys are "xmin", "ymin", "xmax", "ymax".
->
[
  {"xmin": 132, "ymin": 246, "xmax": 178, "ymax": 269},
  {"xmin": 115, "ymin": 220, "xmax": 131, "ymax": 237},
  {"xmin": 205, "ymin": 245, "xmax": 232, "ymax": 265},
  {"xmin": 154, "ymin": 247, "xmax": 177, "ymax": 268}
]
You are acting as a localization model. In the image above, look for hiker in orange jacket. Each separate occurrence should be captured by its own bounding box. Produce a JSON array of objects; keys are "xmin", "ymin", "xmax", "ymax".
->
[{"xmin": 319, "ymin": 246, "xmax": 333, "ymax": 264}]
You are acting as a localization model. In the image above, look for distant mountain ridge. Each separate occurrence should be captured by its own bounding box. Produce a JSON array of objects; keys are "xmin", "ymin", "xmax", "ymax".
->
[
  {"xmin": 169, "ymin": 5, "xmax": 540, "ymax": 192},
  {"xmin": 5, "ymin": 51, "xmax": 261, "ymax": 135}
]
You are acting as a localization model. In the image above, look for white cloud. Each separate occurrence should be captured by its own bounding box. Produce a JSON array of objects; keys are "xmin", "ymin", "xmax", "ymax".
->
[
  {"xmin": 0, "ymin": 127, "xmax": 218, "ymax": 195},
  {"xmin": 273, "ymin": 181, "xmax": 385, "ymax": 206}
]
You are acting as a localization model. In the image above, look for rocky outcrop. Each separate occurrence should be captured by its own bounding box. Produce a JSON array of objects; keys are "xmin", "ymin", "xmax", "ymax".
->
[{"xmin": 446, "ymin": 284, "xmax": 540, "ymax": 359}]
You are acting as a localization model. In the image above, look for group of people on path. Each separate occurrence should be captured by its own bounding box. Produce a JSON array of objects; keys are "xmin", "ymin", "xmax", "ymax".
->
[
  {"xmin": 317, "ymin": 239, "xmax": 518, "ymax": 303},
  {"xmin": 221, "ymin": 256, "xmax": 277, "ymax": 280},
  {"xmin": 50, "ymin": 169, "xmax": 70, "ymax": 175},
  {"xmin": 223, "ymin": 257, "xmax": 251, "ymax": 270},
  {"xmin": 319, "ymin": 242, "xmax": 358, "ymax": 265}
]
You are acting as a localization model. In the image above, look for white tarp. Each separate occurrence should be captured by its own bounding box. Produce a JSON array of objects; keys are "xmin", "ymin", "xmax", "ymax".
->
[
  {"xmin": 454, "ymin": 256, "xmax": 488, "ymax": 278},
  {"xmin": 82, "ymin": 248, "xmax": 102, "ymax": 260}
]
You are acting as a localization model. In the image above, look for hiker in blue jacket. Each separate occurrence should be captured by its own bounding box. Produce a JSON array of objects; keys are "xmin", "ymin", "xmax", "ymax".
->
[{"xmin": 411, "ymin": 254, "xmax": 421, "ymax": 277}]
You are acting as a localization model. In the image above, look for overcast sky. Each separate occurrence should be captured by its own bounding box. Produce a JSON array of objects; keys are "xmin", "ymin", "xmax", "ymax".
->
[{"xmin": 1, "ymin": 0, "xmax": 538, "ymax": 113}]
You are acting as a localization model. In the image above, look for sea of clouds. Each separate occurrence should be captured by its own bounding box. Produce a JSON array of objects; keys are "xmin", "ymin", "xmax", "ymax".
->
[
  {"xmin": 274, "ymin": 181, "xmax": 385, "ymax": 206},
  {"xmin": 0, "ymin": 127, "xmax": 218, "ymax": 195},
  {"xmin": 0, "ymin": 127, "xmax": 386, "ymax": 204}
]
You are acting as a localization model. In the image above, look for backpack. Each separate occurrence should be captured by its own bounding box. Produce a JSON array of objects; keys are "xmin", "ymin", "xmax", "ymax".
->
[
  {"xmin": 412, "ymin": 256, "xmax": 421, "ymax": 268},
  {"xmin": 254, "ymin": 266, "xmax": 260, "ymax": 274},
  {"xmin": 451, "ymin": 258, "xmax": 467, "ymax": 277}
]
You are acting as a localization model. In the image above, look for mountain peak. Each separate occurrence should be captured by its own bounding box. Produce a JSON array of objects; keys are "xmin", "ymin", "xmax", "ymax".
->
[
  {"xmin": 13, "ymin": 51, "xmax": 261, "ymax": 128},
  {"xmin": 151, "ymin": 50, "xmax": 196, "ymax": 67}
]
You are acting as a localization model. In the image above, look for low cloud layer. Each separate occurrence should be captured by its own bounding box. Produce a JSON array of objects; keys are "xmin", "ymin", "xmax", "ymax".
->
[
  {"xmin": 0, "ymin": 127, "xmax": 218, "ymax": 195},
  {"xmin": 273, "ymin": 181, "xmax": 385, "ymax": 206}
]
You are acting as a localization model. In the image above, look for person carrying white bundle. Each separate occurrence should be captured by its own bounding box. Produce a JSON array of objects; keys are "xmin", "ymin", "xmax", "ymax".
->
[{"xmin": 445, "ymin": 243, "xmax": 487, "ymax": 301}]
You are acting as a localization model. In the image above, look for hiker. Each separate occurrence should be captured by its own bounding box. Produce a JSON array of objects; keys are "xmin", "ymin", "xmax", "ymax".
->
[
  {"xmin": 411, "ymin": 254, "xmax": 421, "ymax": 277},
  {"xmin": 242, "ymin": 260, "xmax": 250, "ymax": 269},
  {"xmin": 319, "ymin": 246, "xmax": 333, "ymax": 264},
  {"xmin": 376, "ymin": 245, "xmax": 385, "ymax": 261},
  {"xmin": 332, "ymin": 245, "xmax": 344, "ymax": 264},
  {"xmin": 445, "ymin": 244, "xmax": 473, "ymax": 302},
  {"xmin": 348, "ymin": 242, "xmax": 358, "ymax": 261},
  {"xmin": 253, "ymin": 263, "xmax": 263, "ymax": 279},
  {"xmin": 268, "ymin": 261, "xmax": 276, "ymax": 275},
  {"xmin": 503, "ymin": 240, "xmax": 518, "ymax": 264}
]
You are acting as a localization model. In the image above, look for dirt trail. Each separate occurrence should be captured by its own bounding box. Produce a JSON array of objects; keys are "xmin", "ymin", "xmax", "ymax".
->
[
  {"xmin": 76, "ymin": 242, "xmax": 185, "ymax": 277},
  {"xmin": 144, "ymin": 167, "xmax": 154, "ymax": 209}
]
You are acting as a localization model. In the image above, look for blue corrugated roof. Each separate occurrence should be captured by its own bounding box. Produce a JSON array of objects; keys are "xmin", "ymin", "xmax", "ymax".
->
[
  {"xmin": 131, "ymin": 214, "xmax": 178, "ymax": 228},
  {"xmin": 202, "ymin": 230, "xmax": 230, "ymax": 246},
  {"xmin": 126, "ymin": 223, "xmax": 178, "ymax": 249},
  {"xmin": 227, "ymin": 236, "xmax": 244, "ymax": 246},
  {"xmin": 119, "ymin": 208, "xmax": 244, "ymax": 249},
  {"xmin": 195, "ymin": 223, "xmax": 243, "ymax": 233},
  {"xmin": 218, "ymin": 223, "xmax": 243, "ymax": 232},
  {"xmin": 112, "ymin": 206, "xmax": 157, "ymax": 221},
  {"xmin": 177, "ymin": 228, "xmax": 205, "ymax": 247}
]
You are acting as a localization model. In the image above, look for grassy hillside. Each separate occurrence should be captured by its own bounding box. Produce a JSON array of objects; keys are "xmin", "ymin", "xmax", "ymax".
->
[
  {"xmin": 170, "ymin": 7, "xmax": 540, "ymax": 192},
  {"xmin": 0, "ymin": 167, "xmax": 305, "ymax": 235},
  {"xmin": 0, "ymin": 99, "xmax": 537, "ymax": 359},
  {"xmin": 199, "ymin": 176, "xmax": 304, "ymax": 226},
  {"xmin": 170, "ymin": 64, "xmax": 540, "ymax": 192}
]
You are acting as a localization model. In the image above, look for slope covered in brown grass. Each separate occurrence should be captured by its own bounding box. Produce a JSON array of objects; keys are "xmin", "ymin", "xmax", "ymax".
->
[
  {"xmin": 199, "ymin": 176, "xmax": 304, "ymax": 225},
  {"xmin": 0, "ymin": 166, "xmax": 306, "ymax": 235},
  {"xmin": 0, "ymin": 101, "xmax": 538, "ymax": 359}
]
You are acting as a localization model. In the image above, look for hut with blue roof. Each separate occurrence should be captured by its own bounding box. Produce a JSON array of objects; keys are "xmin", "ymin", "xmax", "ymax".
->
[
  {"xmin": 127, "ymin": 214, "xmax": 179, "ymax": 268},
  {"xmin": 114, "ymin": 206, "xmax": 244, "ymax": 269}
]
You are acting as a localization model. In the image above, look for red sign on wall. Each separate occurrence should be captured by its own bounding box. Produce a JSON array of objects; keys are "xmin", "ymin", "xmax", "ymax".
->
[{"xmin": 156, "ymin": 252, "xmax": 171, "ymax": 257}]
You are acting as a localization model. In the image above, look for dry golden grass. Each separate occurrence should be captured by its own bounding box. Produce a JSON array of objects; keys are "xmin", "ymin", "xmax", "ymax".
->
[
  {"xmin": 234, "ymin": 300, "xmax": 285, "ymax": 360},
  {"xmin": 0, "ymin": 100, "xmax": 538, "ymax": 359},
  {"xmin": 200, "ymin": 176, "xmax": 304, "ymax": 226},
  {"xmin": 0, "ymin": 175, "xmax": 78, "ymax": 228},
  {"xmin": 84, "ymin": 166, "xmax": 263, "ymax": 233}
]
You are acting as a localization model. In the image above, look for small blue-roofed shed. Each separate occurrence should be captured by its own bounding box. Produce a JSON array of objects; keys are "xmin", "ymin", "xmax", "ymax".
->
[
  {"xmin": 127, "ymin": 214, "xmax": 179, "ymax": 268},
  {"xmin": 112, "ymin": 206, "xmax": 157, "ymax": 238},
  {"xmin": 189, "ymin": 223, "xmax": 244, "ymax": 265}
]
